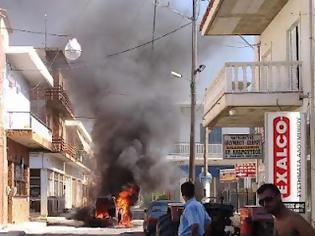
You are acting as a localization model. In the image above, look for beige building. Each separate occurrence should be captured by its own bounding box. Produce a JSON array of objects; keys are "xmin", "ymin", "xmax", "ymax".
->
[{"xmin": 200, "ymin": 0, "xmax": 315, "ymax": 223}]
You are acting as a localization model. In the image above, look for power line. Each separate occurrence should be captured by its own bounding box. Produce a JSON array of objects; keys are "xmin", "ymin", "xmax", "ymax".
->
[
  {"xmin": 105, "ymin": 22, "xmax": 192, "ymax": 58},
  {"xmin": 2, "ymin": 27, "xmax": 70, "ymax": 38},
  {"xmin": 3, "ymin": 22, "xmax": 257, "ymax": 71}
]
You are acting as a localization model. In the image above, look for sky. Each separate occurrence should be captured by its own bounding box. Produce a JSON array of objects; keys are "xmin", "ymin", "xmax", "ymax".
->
[{"xmin": 0, "ymin": 0, "xmax": 255, "ymax": 95}]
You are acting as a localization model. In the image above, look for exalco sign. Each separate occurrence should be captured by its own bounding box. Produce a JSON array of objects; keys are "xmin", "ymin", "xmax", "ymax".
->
[
  {"xmin": 265, "ymin": 112, "xmax": 306, "ymax": 207},
  {"xmin": 273, "ymin": 116, "xmax": 290, "ymax": 198}
]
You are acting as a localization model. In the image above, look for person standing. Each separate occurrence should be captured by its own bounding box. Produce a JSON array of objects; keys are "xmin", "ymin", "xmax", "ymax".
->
[
  {"xmin": 257, "ymin": 183, "xmax": 315, "ymax": 236},
  {"xmin": 178, "ymin": 181, "xmax": 212, "ymax": 236}
]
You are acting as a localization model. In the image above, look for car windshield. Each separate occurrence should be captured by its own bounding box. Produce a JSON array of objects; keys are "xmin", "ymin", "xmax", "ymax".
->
[{"xmin": 150, "ymin": 205, "xmax": 168, "ymax": 213}]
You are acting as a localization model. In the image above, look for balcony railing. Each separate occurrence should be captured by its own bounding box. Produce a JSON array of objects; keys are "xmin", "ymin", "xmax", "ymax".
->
[
  {"xmin": 169, "ymin": 143, "xmax": 222, "ymax": 157},
  {"xmin": 205, "ymin": 61, "xmax": 302, "ymax": 111},
  {"xmin": 52, "ymin": 137, "xmax": 76, "ymax": 159},
  {"xmin": 6, "ymin": 112, "xmax": 52, "ymax": 141},
  {"xmin": 46, "ymin": 86, "xmax": 74, "ymax": 116}
]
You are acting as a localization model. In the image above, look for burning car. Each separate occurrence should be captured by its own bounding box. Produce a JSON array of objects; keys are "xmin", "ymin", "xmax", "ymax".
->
[{"xmin": 75, "ymin": 184, "xmax": 140, "ymax": 228}]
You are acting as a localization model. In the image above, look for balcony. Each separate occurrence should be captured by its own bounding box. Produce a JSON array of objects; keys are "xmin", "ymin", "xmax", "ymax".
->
[
  {"xmin": 52, "ymin": 138, "xmax": 91, "ymax": 173},
  {"xmin": 6, "ymin": 112, "xmax": 52, "ymax": 150},
  {"xmin": 5, "ymin": 46, "xmax": 53, "ymax": 87},
  {"xmin": 167, "ymin": 143, "xmax": 222, "ymax": 163},
  {"xmin": 46, "ymin": 86, "xmax": 74, "ymax": 118},
  {"xmin": 52, "ymin": 137, "xmax": 76, "ymax": 160},
  {"xmin": 203, "ymin": 61, "xmax": 303, "ymax": 127},
  {"xmin": 200, "ymin": 0, "xmax": 288, "ymax": 35}
]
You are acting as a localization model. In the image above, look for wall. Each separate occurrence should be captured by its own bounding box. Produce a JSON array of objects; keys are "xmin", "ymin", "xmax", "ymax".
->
[
  {"xmin": 11, "ymin": 197, "xmax": 29, "ymax": 223},
  {"xmin": 7, "ymin": 139, "xmax": 30, "ymax": 224},
  {"xmin": 4, "ymin": 64, "xmax": 30, "ymax": 112},
  {"xmin": 260, "ymin": 0, "xmax": 311, "ymax": 95},
  {"xmin": 0, "ymin": 16, "xmax": 8, "ymax": 225},
  {"xmin": 222, "ymin": 128, "xmax": 251, "ymax": 135},
  {"xmin": 177, "ymin": 104, "xmax": 203, "ymax": 143}
]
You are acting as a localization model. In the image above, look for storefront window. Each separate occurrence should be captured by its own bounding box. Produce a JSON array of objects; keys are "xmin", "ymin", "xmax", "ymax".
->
[{"xmin": 14, "ymin": 162, "xmax": 26, "ymax": 196}]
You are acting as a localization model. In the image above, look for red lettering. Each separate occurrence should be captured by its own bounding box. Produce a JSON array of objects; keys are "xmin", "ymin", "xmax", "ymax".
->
[{"xmin": 273, "ymin": 116, "xmax": 290, "ymax": 198}]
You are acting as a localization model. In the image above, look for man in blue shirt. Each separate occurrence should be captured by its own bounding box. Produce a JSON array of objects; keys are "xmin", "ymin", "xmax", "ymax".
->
[{"xmin": 178, "ymin": 181, "xmax": 212, "ymax": 236}]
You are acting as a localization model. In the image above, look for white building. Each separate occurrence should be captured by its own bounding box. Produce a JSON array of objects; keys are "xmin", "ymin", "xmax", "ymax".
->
[
  {"xmin": 3, "ymin": 46, "xmax": 53, "ymax": 223},
  {"xmin": 200, "ymin": 0, "xmax": 315, "ymax": 221},
  {"xmin": 167, "ymin": 102, "xmax": 252, "ymax": 204},
  {"xmin": 30, "ymin": 119, "xmax": 92, "ymax": 217}
]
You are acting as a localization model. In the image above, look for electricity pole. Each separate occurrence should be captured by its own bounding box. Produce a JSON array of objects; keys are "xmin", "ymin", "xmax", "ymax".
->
[{"xmin": 189, "ymin": 0, "xmax": 197, "ymax": 182}]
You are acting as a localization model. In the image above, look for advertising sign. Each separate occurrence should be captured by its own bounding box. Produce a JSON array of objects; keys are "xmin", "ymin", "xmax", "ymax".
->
[
  {"xmin": 219, "ymin": 169, "xmax": 237, "ymax": 183},
  {"xmin": 223, "ymin": 134, "xmax": 262, "ymax": 159},
  {"xmin": 265, "ymin": 112, "xmax": 306, "ymax": 212},
  {"xmin": 235, "ymin": 162, "xmax": 256, "ymax": 178}
]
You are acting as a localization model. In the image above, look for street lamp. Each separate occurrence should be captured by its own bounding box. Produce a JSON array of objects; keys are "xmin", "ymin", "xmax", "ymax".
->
[
  {"xmin": 171, "ymin": 64, "xmax": 206, "ymax": 183},
  {"xmin": 64, "ymin": 38, "xmax": 82, "ymax": 61}
]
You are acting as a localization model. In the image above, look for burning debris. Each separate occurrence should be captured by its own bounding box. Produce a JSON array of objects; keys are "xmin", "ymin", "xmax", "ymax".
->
[{"xmin": 116, "ymin": 184, "xmax": 140, "ymax": 227}]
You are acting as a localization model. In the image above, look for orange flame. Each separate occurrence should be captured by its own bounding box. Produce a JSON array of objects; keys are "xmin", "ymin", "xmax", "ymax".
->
[
  {"xmin": 96, "ymin": 211, "xmax": 109, "ymax": 219},
  {"xmin": 116, "ymin": 186, "xmax": 137, "ymax": 227}
]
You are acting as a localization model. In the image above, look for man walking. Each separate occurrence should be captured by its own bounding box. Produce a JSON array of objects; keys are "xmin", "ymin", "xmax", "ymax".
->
[
  {"xmin": 257, "ymin": 183, "xmax": 315, "ymax": 236},
  {"xmin": 178, "ymin": 181, "xmax": 212, "ymax": 236}
]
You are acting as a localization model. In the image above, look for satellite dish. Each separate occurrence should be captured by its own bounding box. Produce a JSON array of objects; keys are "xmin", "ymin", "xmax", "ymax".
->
[{"xmin": 64, "ymin": 38, "xmax": 82, "ymax": 61}]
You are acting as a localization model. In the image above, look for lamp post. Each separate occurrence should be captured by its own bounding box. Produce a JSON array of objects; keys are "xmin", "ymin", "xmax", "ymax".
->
[
  {"xmin": 190, "ymin": 0, "xmax": 198, "ymax": 183},
  {"xmin": 171, "ymin": 65, "xmax": 205, "ymax": 183},
  {"xmin": 64, "ymin": 38, "xmax": 82, "ymax": 61},
  {"xmin": 170, "ymin": 0, "xmax": 202, "ymax": 183}
]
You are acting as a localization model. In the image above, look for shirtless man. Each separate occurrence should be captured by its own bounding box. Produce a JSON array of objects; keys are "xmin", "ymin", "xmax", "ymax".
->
[{"xmin": 257, "ymin": 183, "xmax": 315, "ymax": 236}]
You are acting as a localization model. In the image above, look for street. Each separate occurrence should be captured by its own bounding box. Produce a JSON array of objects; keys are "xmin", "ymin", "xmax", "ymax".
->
[{"xmin": 0, "ymin": 220, "xmax": 144, "ymax": 236}]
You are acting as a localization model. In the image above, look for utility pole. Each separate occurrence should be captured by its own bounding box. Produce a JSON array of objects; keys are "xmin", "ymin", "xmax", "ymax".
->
[
  {"xmin": 308, "ymin": 0, "xmax": 315, "ymax": 226},
  {"xmin": 152, "ymin": 0, "xmax": 158, "ymax": 50},
  {"xmin": 189, "ymin": 0, "xmax": 197, "ymax": 182},
  {"xmin": 203, "ymin": 127, "xmax": 209, "ymax": 178}
]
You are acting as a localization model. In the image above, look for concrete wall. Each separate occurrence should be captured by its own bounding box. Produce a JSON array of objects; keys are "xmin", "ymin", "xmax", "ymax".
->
[
  {"xmin": 11, "ymin": 197, "xmax": 29, "ymax": 223},
  {"xmin": 260, "ymin": 0, "xmax": 311, "ymax": 96},
  {"xmin": 177, "ymin": 104, "xmax": 203, "ymax": 143},
  {"xmin": 0, "ymin": 16, "xmax": 9, "ymax": 225},
  {"xmin": 7, "ymin": 139, "xmax": 30, "ymax": 223},
  {"xmin": 4, "ymin": 65, "xmax": 30, "ymax": 113}
]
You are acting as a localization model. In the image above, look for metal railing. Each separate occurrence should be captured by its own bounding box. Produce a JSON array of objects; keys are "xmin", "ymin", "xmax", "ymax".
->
[
  {"xmin": 169, "ymin": 143, "xmax": 222, "ymax": 156},
  {"xmin": 205, "ymin": 61, "xmax": 302, "ymax": 111},
  {"xmin": 46, "ymin": 85, "xmax": 74, "ymax": 116},
  {"xmin": 52, "ymin": 137, "xmax": 76, "ymax": 159},
  {"xmin": 6, "ymin": 112, "xmax": 52, "ymax": 141}
]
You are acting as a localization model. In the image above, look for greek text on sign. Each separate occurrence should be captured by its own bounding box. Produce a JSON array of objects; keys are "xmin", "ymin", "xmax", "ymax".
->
[
  {"xmin": 265, "ymin": 112, "xmax": 306, "ymax": 203},
  {"xmin": 223, "ymin": 134, "xmax": 262, "ymax": 159},
  {"xmin": 235, "ymin": 163, "xmax": 256, "ymax": 178}
]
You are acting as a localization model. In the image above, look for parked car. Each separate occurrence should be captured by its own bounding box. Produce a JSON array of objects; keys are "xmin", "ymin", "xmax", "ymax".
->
[
  {"xmin": 143, "ymin": 200, "xmax": 176, "ymax": 236},
  {"xmin": 156, "ymin": 201, "xmax": 237, "ymax": 236},
  {"xmin": 156, "ymin": 202, "xmax": 184, "ymax": 236}
]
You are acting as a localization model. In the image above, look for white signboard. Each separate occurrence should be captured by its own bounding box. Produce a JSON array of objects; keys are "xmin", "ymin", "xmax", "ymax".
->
[
  {"xmin": 265, "ymin": 112, "xmax": 306, "ymax": 210},
  {"xmin": 223, "ymin": 134, "xmax": 262, "ymax": 159}
]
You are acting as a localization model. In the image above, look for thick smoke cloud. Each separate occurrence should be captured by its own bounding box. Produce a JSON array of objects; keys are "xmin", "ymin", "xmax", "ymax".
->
[
  {"xmin": 58, "ymin": 1, "xmax": 200, "ymax": 196},
  {"xmin": 1, "ymin": 0, "xmax": 254, "ymax": 198}
]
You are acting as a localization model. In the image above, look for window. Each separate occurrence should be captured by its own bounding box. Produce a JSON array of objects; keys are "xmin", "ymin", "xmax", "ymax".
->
[
  {"xmin": 52, "ymin": 172, "xmax": 64, "ymax": 197},
  {"xmin": 14, "ymin": 162, "xmax": 26, "ymax": 196},
  {"xmin": 54, "ymin": 172, "xmax": 59, "ymax": 196},
  {"xmin": 30, "ymin": 169, "xmax": 41, "ymax": 198},
  {"xmin": 48, "ymin": 170, "xmax": 54, "ymax": 196},
  {"xmin": 200, "ymin": 125, "xmax": 222, "ymax": 144},
  {"xmin": 287, "ymin": 22, "xmax": 300, "ymax": 89}
]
